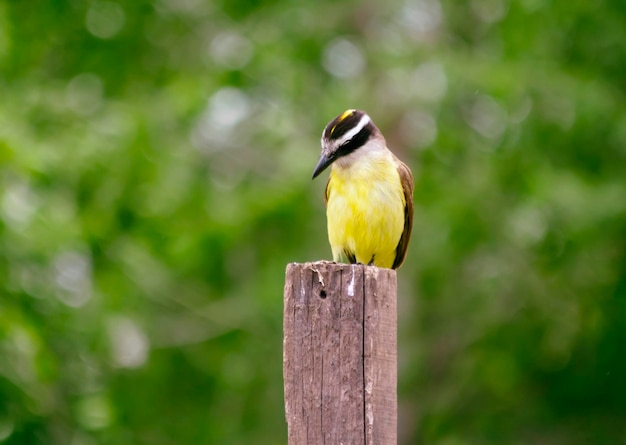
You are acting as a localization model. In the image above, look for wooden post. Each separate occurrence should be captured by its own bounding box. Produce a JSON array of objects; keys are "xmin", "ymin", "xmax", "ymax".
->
[{"xmin": 283, "ymin": 261, "xmax": 397, "ymax": 444}]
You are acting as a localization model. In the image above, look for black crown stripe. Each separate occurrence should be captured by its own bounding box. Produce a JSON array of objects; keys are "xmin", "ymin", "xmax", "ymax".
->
[{"xmin": 325, "ymin": 111, "xmax": 365, "ymax": 141}]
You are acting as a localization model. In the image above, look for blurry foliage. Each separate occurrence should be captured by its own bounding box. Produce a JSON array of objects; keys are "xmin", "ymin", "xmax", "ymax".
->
[{"xmin": 0, "ymin": 0, "xmax": 625, "ymax": 444}]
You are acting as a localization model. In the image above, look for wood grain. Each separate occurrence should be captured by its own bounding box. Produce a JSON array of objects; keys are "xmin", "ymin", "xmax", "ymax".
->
[{"xmin": 284, "ymin": 261, "xmax": 397, "ymax": 444}]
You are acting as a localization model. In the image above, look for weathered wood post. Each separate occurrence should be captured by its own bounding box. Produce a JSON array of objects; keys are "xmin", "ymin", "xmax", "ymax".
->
[{"xmin": 283, "ymin": 261, "xmax": 397, "ymax": 444}]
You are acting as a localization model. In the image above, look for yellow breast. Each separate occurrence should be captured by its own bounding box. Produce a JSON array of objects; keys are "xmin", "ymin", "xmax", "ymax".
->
[{"xmin": 326, "ymin": 153, "xmax": 405, "ymax": 269}]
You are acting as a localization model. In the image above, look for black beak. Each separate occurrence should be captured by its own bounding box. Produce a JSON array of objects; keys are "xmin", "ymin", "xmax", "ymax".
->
[{"xmin": 312, "ymin": 152, "xmax": 335, "ymax": 179}]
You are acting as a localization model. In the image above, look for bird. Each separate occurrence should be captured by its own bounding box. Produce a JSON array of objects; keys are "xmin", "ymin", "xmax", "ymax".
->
[{"xmin": 312, "ymin": 109, "xmax": 414, "ymax": 269}]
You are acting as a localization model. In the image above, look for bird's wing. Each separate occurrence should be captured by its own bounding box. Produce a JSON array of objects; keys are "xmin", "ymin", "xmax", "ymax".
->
[
  {"xmin": 324, "ymin": 176, "xmax": 330, "ymax": 206},
  {"xmin": 392, "ymin": 160, "xmax": 414, "ymax": 269}
]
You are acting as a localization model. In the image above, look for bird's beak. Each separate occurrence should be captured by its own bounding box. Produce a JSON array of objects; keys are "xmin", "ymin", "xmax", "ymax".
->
[{"xmin": 312, "ymin": 151, "xmax": 334, "ymax": 179}]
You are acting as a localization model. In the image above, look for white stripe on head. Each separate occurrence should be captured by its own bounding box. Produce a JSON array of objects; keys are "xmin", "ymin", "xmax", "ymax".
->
[{"xmin": 336, "ymin": 113, "xmax": 371, "ymax": 146}]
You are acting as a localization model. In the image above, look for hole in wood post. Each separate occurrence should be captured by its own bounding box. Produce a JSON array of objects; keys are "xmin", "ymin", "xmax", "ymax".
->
[{"xmin": 319, "ymin": 290, "xmax": 327, "ymax": 299}]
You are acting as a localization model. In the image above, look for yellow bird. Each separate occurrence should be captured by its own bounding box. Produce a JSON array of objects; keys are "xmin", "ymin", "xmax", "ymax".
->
[{"xmin": 312, "ymin": 109, "xmax": 414, "ymax": 269}]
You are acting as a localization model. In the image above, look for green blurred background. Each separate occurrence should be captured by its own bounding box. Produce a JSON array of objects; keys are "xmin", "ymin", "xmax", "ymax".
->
[{"xmin": 1, "ymin": 0, "xmax": 625, "ymax": 443}]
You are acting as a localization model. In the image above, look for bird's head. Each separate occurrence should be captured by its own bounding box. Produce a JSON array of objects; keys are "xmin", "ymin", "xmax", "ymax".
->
[{"xmin": 312, "ymin": 109, "xmax": 381, "ymax": 179}]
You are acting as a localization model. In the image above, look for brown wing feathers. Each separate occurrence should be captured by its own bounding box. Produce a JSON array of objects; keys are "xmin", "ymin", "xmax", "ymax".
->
[{"xmin": 392, "ymin": 161, "xmax": 414, "ymax": 269}]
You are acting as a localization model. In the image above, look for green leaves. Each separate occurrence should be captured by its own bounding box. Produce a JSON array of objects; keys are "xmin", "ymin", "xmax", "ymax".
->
[{"xmin": 1, "ymin": 0, "xmax": 625, "ymax": 443}]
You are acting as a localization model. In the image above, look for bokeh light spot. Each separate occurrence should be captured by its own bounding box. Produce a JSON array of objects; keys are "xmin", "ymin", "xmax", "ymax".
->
[
  {"xmin": 75, "ymin": 394, "xmax": 113, "ymax": 430},
  {"xmin": 66, "ymin": 73, "xmax": 103, "ymax": 116},
  {"xmin": 86, "ymin": 2, "xmax": 125, "ymax": 39},
  {"xmin": 1, "ymin": 182, "xmax": 36, "ymax": 229},
  {"xmin": 399, "ymin": 110, "xmax": 438, "ymax": 148},
  {"xmin": 210, "ymin": 31, "xmax": 254, "ymax": 70},
  {"xmin": 464, "ymin": 94, "xmax": 507, "ymax": 140},
  {"xmin": 322, "ymin": 38, "xmax": 365, "ymax": 79},
  {"xmin": 412, "ymin": 62, "xmax": 447, "ymax": 102},
  {"xmin": 190, "ymin": 87, "xmax": 251, "ymax": 151},
  {"xmin": 54, "ymin": 251, "xmax": 93, "ymax": 308},
  {"xmin": 107, "ymin": 316, "xmax": 149, "ymax": 369},
  {"xmin": 399, "ymin": 0, "xmax": 443, "ymax": 38}
]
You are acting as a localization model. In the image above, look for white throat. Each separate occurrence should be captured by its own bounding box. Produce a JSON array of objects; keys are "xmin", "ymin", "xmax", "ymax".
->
[{"xmin": 334, "ymin": 138, "xmax": 390, "ymax": 170}]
